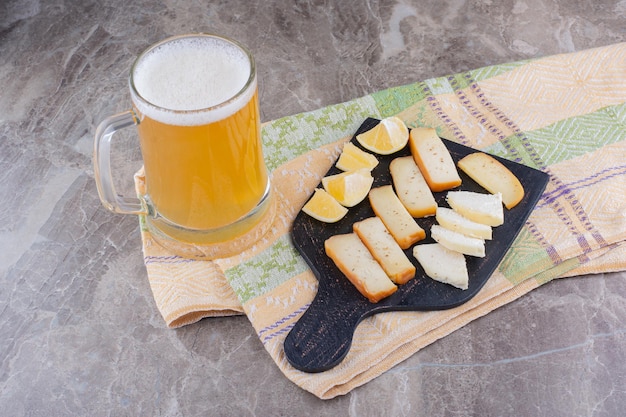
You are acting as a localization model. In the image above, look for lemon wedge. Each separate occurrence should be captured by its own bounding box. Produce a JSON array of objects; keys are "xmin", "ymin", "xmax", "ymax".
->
[
  {"xmin": 301, "ymin": 188, "xmax": 349, "ymax": 223},
  {"xmin": 335, "ymin": 142, "xmax": 379, "ymax": 172},
  {"xmin": 322, "ymin": 168, "xmax": 374, "ymax": 207},
  {"xmin": 355, "ymin": 117, "xmax": 409, "ymax": 155}
]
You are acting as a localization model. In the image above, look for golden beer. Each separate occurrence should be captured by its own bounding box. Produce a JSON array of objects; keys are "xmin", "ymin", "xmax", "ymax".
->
[
  {"xmin": 131, "ymin": 34, "xmax": 269, "ymax": 242},
  {"xmin": 135, "ymin": 90, "xmax": 266, "ymax": 231}
]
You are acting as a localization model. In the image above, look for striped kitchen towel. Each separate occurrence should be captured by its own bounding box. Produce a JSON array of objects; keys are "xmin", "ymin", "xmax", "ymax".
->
[{"xmin": 138, "ymin": 42, "xmax": 626, "ymax": 399}]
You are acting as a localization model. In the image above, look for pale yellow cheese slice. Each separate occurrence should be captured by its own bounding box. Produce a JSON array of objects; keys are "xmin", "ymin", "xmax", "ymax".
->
[
  {"xmin": 409, "ymin": 127, "xmax": 462, "ymax": 192},
  {"xmin": 389, "ymin": 156, "xmax": 437, "ymax": 218},
  {"xmin": 368, "ymin": 185, "xmax": 426, "ymax": 249},
  {"xmin": 353, "ymin": 217, "xmax": 416, "ymax": 284},
  {"xmin": 457, "ymin": 152, "xmax": 525, "ymax": 209},
  {"xmin": 325, "ymin": 233, "xmax": 397, "ymax": 303}
]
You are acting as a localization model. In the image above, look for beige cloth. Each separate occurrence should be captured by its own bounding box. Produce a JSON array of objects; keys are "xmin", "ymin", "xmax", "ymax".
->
[{"xmin": 138, "ymin": 43, "xmax": 626, "ymax": 398}]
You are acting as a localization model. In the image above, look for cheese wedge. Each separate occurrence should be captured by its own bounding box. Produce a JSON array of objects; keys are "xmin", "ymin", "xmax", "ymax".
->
[
  {"xmin": 435, "ymin": 207, "xmax": 492, "ymax": 240},
  {"xmin": 389, "ymin": 156, "xmax": 437, "ymax": 218},
  {"xmin": 457, "ymin": 152, "xmax": 525, "ymax": 209},
  {"xmin": 430, "ymin": 225, "xmax": 485, "ymax": 257},
  {"xmin": 409, "ymin": 127, "xmax": 462, "ymax": 192},
  {"xmin": 413, "ymin": 243, "xmax": 469, "ymax": 290},
  {"xmin": 368, "ymin": 185, "xmax": 426, "ymax": 249},
  {"xmin": 446, "ymin": 190, "xmax": 504, "ymax": 227},
  {"xmin": 325, "ymin": 233, "xmax": 397, "ymax": 303},
  {"xmin": 353, "ymin": 217, "xmax": 416, "ymax": 284}
]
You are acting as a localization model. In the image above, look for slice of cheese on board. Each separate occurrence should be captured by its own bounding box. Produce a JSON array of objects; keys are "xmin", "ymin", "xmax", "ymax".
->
[
  {"xmin": 446, "ymin": 190, "xmax": 504, "ymax": 227},
  {"xmin": 457, "ymin": 152, "xmax": 524, "ymax": 209},
  {"xmin": 353, "ymin": 216, "xmax": 416, "ymax": 285},
  {"xmin": 409, "ymin": 127, "xmax": 462, "ymax": 192},
  {"xmin": 430, "ymin": 225, "xmax": 486, "ymax": 258},
  {"xmin": 325, "ymin": 233, "xmax": 397, "ymax": 303},
  {"xmin": 413, "ymin": 243, "xmax": 469, "ymax": 290},
  {"xmin": 436, "ymin": 206, "xmax": 492, "ymax": 240},
  {"xmin": 389, "ymin": 156, "xmax": 437, "ymax": 218},
  {"xmin": 369, "ymin": 185, "xmax": 426, "ymax": 249}
]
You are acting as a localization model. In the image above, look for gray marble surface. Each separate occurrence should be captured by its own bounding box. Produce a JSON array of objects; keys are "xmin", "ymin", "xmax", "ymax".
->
[{"xmin": 1, "ymin": 0, "xmax": 626, "ymax": 415}]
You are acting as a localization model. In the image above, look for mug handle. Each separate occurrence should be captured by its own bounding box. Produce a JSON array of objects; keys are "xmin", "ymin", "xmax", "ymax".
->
[{"xmin": 93, "ymin": 111, "xmax": 148, "ymax": 215}]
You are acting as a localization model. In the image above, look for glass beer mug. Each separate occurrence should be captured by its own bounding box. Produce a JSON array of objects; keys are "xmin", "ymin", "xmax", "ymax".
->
[{"xmin": 94, "ymin": 34, "xmax": 274, "ymax": 259}]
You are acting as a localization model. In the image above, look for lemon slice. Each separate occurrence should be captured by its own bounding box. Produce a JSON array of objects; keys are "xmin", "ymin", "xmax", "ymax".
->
[
  {"xmin": 336, "ymin": 142, "xmax": 379, "ymax": 171},
  {"xmin": 322, "ymin": 168, "xmax": 374, "ymax": 207},
  {"xmin": 301, "ymin": 188, "xmax": 348, "ymax": 223},
  {"xmin": 355, "ymin": 116, "xmax": 409, "ymax": 155}
]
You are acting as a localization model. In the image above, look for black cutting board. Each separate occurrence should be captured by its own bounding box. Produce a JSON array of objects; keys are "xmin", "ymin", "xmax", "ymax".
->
[{"xmin": 284, "ymin": 118, "xmax": 549, "ymax": 373}]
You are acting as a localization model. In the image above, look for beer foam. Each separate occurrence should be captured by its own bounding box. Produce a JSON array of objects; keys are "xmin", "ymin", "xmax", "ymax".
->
[{"xmin": 131, "ymin": 36, "xmax": 255, "ymax": 126}]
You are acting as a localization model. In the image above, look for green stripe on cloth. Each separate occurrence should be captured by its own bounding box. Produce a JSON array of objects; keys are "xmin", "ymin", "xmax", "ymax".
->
[
  {"xmin": 261, "ymin": 96, "xmax": 380, "ymax": 171},
  {"xmin": 371, "ymin": 82, "xmax": 429, "ymax": 117},
  {"xmin": 532, "ymin": 257, "xmax": 583, "ymax": 285},
  {"xmin": 225, "ymin": 234, "xmax": 310, "ymax": 304},
  {"xmin": 474, "ymin": 102, "xmax": 626, "ymax": 170},
  {"xmin": 498, "ymin": 226, "xmax": 553, "ymax": 285},
  {"xmin": 520, "ymin": 103, "xmax": 626, "ymax": 167},
  {"xmin": 368, "ymin": 59, "xmax": 531, "ymax": 119}
]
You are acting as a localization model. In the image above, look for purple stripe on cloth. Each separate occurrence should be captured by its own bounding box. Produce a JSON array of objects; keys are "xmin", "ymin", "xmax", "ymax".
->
[
  {"xmin": 468, "ymin": 81, "xmax": 519, "ymax": 132},
  {"xmin": 450, "ymin": 75, "xmax": 512, "ymax": 150},
  {"xmin": 525, "ymin": 220, "xmax": 563, "ymax": 265},
  {"xmin": 539, "ymin": 165, "xmax": 626, "ymax": 206},
  {"xmin": 537, "ymin": 165, "xmax": 621, "ymax": 248},
  {"xmin": 466, "ymin": 78, "xmax": 526, "ymax": 164},
  {"xmin": 258, "ymin": 303, "xmax": 311, "ymax": 344},
  {"xmin": 423, "ymin": 85, "xmax": 470, "ymax": 146},
  {"xmin": 577, "ymin": 234, "xmax": 593, "ymax": 254},
  {"xmin": 261, "ymin": 323, "xmax": 296, "ymax": 345},
  {"xmin": 546, "ymin": 244, "xmax": 562, "ymax": 264}
]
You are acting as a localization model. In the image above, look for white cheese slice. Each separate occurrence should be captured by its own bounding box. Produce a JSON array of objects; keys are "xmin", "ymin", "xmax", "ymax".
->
[
  {"xmin": 413, "ymin": 243, "xmax": 469, "ymax": 290},
  {"xmin": 446, "ymin": 190, "xmax": 504, "ymax": 227},
  {"xmin": 436, "ymin": 206, "xmax": 492, "ymax": 240},
  {"xmin": 430, "ymin": 225, "xmax": 485, "ymax": 257}
]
